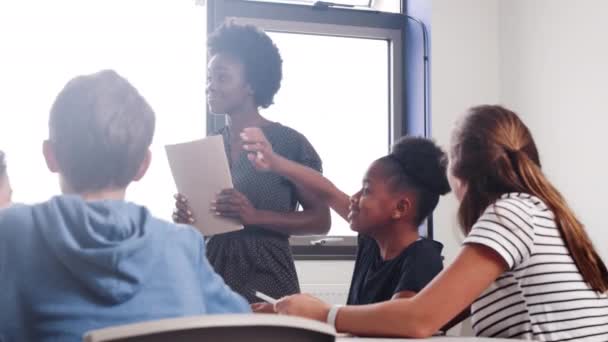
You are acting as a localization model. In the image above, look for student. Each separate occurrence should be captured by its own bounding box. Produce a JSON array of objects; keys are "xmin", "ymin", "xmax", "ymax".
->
[
  {"xmin": 0, "ymin": 150, "xmax": 12, "ymax": 208},
  {"xmin": 273, "ymin": 105, "xmax": 608, "ymax": 340},
  {"xmin": 0, "ymin": 70, "xmax": 250, "ymax": 342},
  {"xmin": 241, "ymin": 128, "xmax": 449, "ymax": 307},
  {"xmin": 173, "ymin": 22, "xmax": 330, "ymax": 303}
]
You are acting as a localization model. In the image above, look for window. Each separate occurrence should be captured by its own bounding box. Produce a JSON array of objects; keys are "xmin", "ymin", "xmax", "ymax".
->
[
  {"xmin": 263, "ymin": 32, "xmax": 390, "ymax": 236},
  {"xmin": 245, "ymin": 0, "xmax": 401, "ymax": 13},
  {"xmin": 0, "ymin": 0, "xmax": 206, "ymax": 219},
  {"xmin": 251, "ymin": 0, "xmax": 372, "ymax": 7},
  {"xmin": 208, "ymin": 0, "xmax": 414, "ymax": 258}
]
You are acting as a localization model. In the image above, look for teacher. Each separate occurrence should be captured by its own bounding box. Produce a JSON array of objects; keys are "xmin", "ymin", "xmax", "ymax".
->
[{"xmin": 175, "ymin": 22, "xmax": 331, "ymax": 303}]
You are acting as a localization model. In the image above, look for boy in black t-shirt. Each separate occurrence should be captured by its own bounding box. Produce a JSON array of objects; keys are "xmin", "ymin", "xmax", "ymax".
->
[{"xmin": 242, "ymin": 129, "xmax": 450, "ymax": 305}]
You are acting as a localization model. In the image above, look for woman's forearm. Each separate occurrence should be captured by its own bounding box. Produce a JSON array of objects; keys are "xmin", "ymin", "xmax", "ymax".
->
[
  {"xmin": 273, "ymin": 154, "xmax": 350, "ymax": 220},
  {"xmin": 334, "ymin": 299, "xmax": 433, "ymax": 338}
]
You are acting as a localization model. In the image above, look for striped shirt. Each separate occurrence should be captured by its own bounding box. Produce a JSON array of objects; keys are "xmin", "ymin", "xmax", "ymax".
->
[{"xmin": 463, "ymin": 193, "xmax": 608, "ymax": 341}]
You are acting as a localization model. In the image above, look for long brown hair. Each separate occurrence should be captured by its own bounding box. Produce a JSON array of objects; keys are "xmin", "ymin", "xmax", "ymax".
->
[{"xmin": 450, "ymin": 105, "xmax": 608, "ymax": 293}]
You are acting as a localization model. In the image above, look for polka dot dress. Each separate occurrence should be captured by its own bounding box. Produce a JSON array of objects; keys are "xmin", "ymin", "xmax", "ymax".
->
[{"xmin": 206, "ymin": 122, "xmax": 322, "ymax": 303}]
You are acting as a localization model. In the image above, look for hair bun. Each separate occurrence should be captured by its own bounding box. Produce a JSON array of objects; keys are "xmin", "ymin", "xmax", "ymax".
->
[{"xmin": 390, "ymin": 137, "xmax": 451, "ymax": 196}]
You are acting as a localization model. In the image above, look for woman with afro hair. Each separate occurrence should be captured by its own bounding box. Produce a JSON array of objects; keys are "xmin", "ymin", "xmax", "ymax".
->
[{"xmin": 174, "ymin": 22, "xmax": 330, "ymax": 303}]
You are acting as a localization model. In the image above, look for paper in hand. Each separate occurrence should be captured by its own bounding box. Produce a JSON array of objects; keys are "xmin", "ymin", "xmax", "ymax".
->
[{"xmin": 165, "ymin": 135, "xmax": 243, "ymax": 236}]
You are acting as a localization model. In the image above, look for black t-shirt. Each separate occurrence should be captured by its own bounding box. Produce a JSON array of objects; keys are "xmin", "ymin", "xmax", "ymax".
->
[{"xmin": 347, "ymin": 235, "xmax": 444, "ymax": 305}]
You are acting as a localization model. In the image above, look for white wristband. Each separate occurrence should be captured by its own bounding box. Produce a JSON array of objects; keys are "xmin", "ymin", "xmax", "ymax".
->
[{"xmin": 326, "ymin": 305, "xmax": 343, "ymax": 328}]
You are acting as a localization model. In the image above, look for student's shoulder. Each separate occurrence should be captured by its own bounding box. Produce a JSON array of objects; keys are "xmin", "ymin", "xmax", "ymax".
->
[
  {"xmin": 0, "ymin": 203, "xmax": 33, "ymax": 217},
  {"xmin": 486, "ymin": 193, "xmax": 539, "ymax": 215},
  {"xmin": 0, "ymin": 204, "xmax": 42, "ymax": 247},
  {"xmin": 0, "ymin": 204, "xmax": 36, "ymax": 232},
  {"xmin": 477, "ymin": 193, "xmax": 541, "ymax": 231},
  {"xmin": 408, "ymin": 238, "xmax": 443, "ymax": 261},
  {"xmin": 394, "ymin": 239, "xmax": 443, "ymax": 279}
]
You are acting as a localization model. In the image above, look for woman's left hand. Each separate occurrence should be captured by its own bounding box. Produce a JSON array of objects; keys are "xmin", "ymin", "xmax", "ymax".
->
[
  {"xmin": 275, "ymin": 294, "xmax": 331, "ymax": 322},
  {"xmin": 212, "ymin": 189, "xmax": 259, "ymax": 225}
]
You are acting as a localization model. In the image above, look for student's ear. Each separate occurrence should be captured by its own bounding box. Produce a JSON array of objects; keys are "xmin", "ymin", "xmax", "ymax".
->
[
  {"xmin": 133, "ymin": 149, "xmax": 151, "ymax": 182},
  {"xmin": 392, "ymin": 197, "xmax": 412, "ymax": 220},
  {"xmin": 42, "ymin": 140, "xmax": 60, "ymax": 173}
]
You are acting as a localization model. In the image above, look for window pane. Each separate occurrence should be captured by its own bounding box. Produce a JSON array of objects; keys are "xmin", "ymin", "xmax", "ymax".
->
[
  {"xmin": 250, "ymin": 0, "xmax": 372, "ymax": 7},
  {"xmin": 0, "ymin": 1, "xmax": 206, "ymax": 220},
  {"xmin": 245, "ymin": 0, "xmax": 401, "ymax": 12},
  {"xmin": 264, "ymin": 32, "xmax": 390, "ymax": 236}
]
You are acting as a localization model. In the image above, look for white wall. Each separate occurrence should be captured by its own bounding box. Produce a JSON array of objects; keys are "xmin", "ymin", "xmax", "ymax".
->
[
  {"xmin": 499, "ymin": 0, "xmax": 608, "ymax": 261},
  {"xmin": 431, "ymin": 0, "xmax": 608, "ymax": 263},
  {"xmin": 295, "ymin": 261, "xmax": 353, "ymax": 304},
  {"xmin": 430, "ymin": 0, "xmax": 502, "ymax": 263}
]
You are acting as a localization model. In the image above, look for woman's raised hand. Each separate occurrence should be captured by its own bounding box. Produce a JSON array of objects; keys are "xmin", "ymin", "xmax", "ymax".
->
[{"xmin": 241, "ymin": 127, "xmax": 277, "ymax": 172}]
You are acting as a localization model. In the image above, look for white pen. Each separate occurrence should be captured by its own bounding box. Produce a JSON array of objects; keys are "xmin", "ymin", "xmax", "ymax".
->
[{"xmin": 255, "ymin": 291, "xmax": 278, "ymax": 305}]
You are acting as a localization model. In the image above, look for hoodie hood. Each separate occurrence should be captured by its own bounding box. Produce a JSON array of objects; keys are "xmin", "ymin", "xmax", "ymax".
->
[{"xmin": 32, "ymin": 195, "xmax": 165, "ymax": 304}]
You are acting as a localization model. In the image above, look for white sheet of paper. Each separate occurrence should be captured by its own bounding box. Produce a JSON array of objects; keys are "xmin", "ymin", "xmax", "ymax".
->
[{"xmin": 165, "ymin": 135, "xmax": 243, "ymax": 236}]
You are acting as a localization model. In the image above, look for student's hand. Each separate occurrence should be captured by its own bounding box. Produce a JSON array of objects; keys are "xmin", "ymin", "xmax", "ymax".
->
[
  {"xmin": 275, "ymin": 294, "xmax": 331, "ymax": 322},
  {"xmin": 173, "ymin": 193, "xmax": 195, "ymax": 224},
  {"xmin": 212, "ymin": 189, "xmax": 259, "ymax": 225},
  {"xmin": 240, "ymin": 127, "xmax": 277, "ymax": 172},
  {"xmin": 251, "ymin": 302, "xmax": 277, "ymax": 314}
]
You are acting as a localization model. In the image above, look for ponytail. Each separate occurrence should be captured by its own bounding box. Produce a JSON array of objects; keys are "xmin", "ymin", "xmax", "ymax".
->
[{"xmin": 511, "ymin": 150, "xmax": 608, "ymax": 293}]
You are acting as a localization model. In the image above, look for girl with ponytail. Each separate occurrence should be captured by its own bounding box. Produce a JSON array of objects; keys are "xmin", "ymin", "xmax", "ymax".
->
[{"xmin": 273, "ymin": 105, "xmax": 608, "ymax": 341}]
